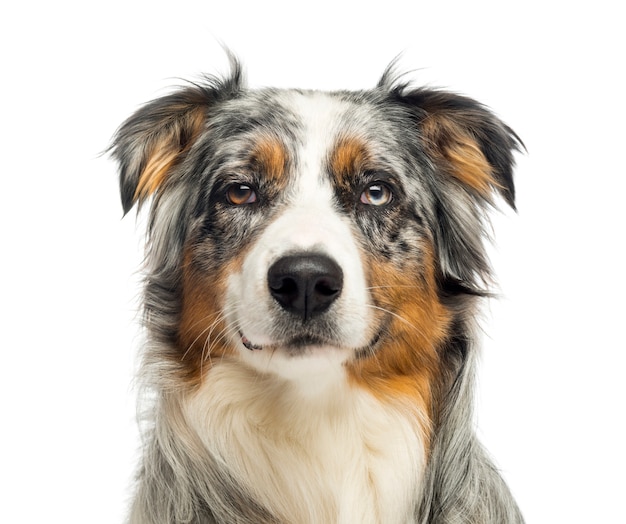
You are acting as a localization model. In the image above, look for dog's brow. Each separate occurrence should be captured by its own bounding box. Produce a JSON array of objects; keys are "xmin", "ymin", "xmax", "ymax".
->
[
  {"xmin": 329, "ymin": 136, "xmax": 371, "ymax": 186},
  {"xmin": 250, "ymin": 137, "xmax": 289, "ymax": 182}
]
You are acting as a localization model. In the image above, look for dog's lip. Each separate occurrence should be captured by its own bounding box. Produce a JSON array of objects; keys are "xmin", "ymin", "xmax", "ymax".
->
[
  {"xmin": 238, "ymin": 321, "xmax": 387, "ymax": 356},
  {"xmin": 239, "ymin": 331, "xmax": 329, "ymax": 352},
  {"xmin": 353, "ymin": 329, "xmax": 384, "ymax": 360},
  {"xmin": 240, "ymin": 332, "xmax": 264, "ymax": 351}
]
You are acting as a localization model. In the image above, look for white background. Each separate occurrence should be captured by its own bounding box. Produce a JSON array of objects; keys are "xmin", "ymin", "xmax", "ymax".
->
[{"xmin": 2, "ymin": 1, "xmax": 624, "ymax": 522}]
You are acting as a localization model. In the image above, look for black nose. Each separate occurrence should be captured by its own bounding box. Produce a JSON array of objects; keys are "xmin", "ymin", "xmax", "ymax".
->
[{"xmin": 268, "ymin": 253, "xmax": 343, "ymax": 321}]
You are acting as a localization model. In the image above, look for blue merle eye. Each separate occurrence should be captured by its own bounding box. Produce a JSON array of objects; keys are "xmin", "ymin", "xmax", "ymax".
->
[
  {"xmin": 359, "ymin": 183, "xmax": 393, "ymax": 206},
  {"xmin": 226, "ymin": 184, "xmax": 258, "ymax": 205}
]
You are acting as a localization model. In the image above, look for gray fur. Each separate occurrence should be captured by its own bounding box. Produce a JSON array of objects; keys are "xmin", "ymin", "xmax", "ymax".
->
[{"xmin": 418, "ymin": 346, "xmax": 524, "ymax": 523}]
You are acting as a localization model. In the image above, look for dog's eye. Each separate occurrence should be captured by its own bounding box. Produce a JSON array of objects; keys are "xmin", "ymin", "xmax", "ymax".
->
[
  {"xmin": 360, "ymin": 183, "xmax": 393, "ymax": 206},
  {"xmin": 226, "ymin": 184, "xmax": 258, "ymax": 205}
]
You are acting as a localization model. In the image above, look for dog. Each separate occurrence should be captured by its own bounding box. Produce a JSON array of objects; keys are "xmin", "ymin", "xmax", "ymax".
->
[{"xmin": 110, "ymin": 56, "xmax": 524, "ymax": 523}]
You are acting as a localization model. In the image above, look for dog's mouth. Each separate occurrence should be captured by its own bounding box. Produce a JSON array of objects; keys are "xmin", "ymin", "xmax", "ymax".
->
[
  {"xmin": 240, "ymin": 333, "xmax": 264, "ymax": 351},
  {"xmin": 239, "ymin": 331, "xmax": 335, "ymax": 353},
  {"xmin": 238, "ymin": 320, "xmax": 387, "ymax": 358}
]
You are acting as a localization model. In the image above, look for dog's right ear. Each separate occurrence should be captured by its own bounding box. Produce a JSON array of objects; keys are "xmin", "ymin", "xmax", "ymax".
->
[
  {"xmin": 109, "ymin": 88, "xmax": 209, "ymax": 214},
  {"xmin": 109, "ymin": 62, "xmax": 243, "ymax": 214}
]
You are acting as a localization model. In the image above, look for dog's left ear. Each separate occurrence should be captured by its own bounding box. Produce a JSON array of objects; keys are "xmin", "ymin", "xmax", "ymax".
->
[{"xmin": 404, "ymin": 89, "xmax": 522, "ymax": 209}]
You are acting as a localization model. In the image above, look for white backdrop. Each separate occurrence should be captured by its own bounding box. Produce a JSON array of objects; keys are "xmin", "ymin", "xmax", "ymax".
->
[{"xmin": 2, "ymin": 1, "xmax": 624, "ymax": 522}]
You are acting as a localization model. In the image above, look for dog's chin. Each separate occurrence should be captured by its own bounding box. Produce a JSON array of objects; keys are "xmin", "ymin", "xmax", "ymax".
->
[{"xmin": 238, "ymin": 338, "xmax": 355, "ymax": 389}]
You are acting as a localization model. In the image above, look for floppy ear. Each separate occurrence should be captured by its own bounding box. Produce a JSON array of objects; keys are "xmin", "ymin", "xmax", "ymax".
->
[
  {"xmin": 109, "ymin": 60, "xmax": 243, "ymax": 214},
  {"xmin": 408, "ymin": 89, "xmax": 521, "ymax": 209},
  {"xmin": 389, "ymin": 85, "xmax": 523, "ymax": 289},
  {"xmin": 109, "ymin": 88, "xmax": 212, "ymax": 215}
]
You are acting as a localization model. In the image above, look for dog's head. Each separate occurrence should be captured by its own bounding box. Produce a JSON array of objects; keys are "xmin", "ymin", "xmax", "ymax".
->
[{"xmin": 111, "ymin": 60, "xmax": 521, "ymax": 407}]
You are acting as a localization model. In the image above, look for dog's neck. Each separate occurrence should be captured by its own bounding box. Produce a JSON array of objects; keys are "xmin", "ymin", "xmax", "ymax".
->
[{"xmin": 182, "ymin": 358, "xmax": 425, "ymax": 523}]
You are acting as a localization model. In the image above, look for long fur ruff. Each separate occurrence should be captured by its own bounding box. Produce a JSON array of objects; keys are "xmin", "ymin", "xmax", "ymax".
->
[{"xmin": 111, "ymin": 56, "xmax": 524, "ymax": 523}]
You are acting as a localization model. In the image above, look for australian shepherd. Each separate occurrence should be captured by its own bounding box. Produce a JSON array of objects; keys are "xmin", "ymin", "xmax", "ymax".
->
[{"xmin": 110, "ymin": 56, "xmax": 524, "ymax": 523}]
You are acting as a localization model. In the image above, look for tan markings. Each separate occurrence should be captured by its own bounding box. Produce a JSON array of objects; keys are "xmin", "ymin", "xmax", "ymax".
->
[
  {"xmin": 176, "ymin": 250, "xmax": 240, "ymax": 386},
  {"xmin": 347, "ymin": 245, "xmax": 451, "ymax": 447},
  {"xmin": 134, "ymin": 107, "xmax": 206, "ymax": 204},
  {"xmin": 251, "ymin": 137, "xmax": 289, "ymax": 183},
  {"xmin": 135, "ymin": 148, "xmax": 178, "ymax": 201},
  {"xmin": 329, "ymin": 136, "xmax": 371, "ymax": 188},
  {"xmin": 421, "ymin": 115, "xmax": 497, "ymax": 198}
]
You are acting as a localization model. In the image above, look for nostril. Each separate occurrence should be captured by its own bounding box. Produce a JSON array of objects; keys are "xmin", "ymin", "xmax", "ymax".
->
[
  {"xmin": 267, "ymin": 253, "xmax": 343, "ymax": 321},
  {"xmin": 315, "ymin": 277, "xmax": 341, "ymax": 297},
  {"xmin": 269, "ymin": 276, "xmax": 298, "ymax": 299}
]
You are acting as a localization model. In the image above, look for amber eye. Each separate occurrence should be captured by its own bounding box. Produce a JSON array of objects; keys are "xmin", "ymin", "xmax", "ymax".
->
[
  {"xmin": 226, "ymin": 184, "xmax": 258, "ymax": 205},
  {"xmin": 360, "ymin": 183, "xmax": 393, "ymax": 206}
]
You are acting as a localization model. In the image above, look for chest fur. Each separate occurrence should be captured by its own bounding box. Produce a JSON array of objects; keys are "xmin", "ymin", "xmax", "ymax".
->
[{"xmin": 184, "ymin": 362, "xmax": 425, "ymax": 524}]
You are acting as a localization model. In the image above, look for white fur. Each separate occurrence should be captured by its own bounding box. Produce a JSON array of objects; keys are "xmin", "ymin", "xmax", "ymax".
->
[
  {"xmin": 185, "ymin": 360, "xmax": 424, "ymax": 524},
  {"xmin": 225, "ymin": 92, "xmax": 374, "ymax": 381}
]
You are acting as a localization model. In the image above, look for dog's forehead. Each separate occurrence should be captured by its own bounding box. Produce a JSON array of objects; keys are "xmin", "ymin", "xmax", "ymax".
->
[
  {"xmin": 217, "ymin": 88, "xmax": 387, "ymax": 153},
  {"xmin": 283, "ymin": 90, "xmax": 367, "ymax": 133},
  {"xmin": 213, "ymin": 88, "xmax": 401, "ymax": 185},
  {"xmin": 284, "ymin": 91, "xmax": 368, "ymax": 186}
]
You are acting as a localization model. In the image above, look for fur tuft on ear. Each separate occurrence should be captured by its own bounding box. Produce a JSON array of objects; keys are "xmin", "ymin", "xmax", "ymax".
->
[{"xmin": 109, "ymin": 58, "xmax": 243, "ymax": 215}]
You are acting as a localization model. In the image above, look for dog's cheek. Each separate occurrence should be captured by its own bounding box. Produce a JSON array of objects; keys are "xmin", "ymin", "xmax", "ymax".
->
[
  {"xmin": 174, "ymin": 246, "xmax": 244, "ymax": 386},
  {"xmin": 355, "ymin": 211, "xmax": 399, "ymax": 262},
  {"xmin": 347, "ymin": 243, "xmax": 451, "ymax": 444},
  {"xmin": 197, "ymin": 204, "xmax": 261, "ymax": 263}
]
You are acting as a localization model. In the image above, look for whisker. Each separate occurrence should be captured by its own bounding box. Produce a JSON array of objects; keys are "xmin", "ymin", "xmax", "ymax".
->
[
  {"xmin": 365, "ymin": 284, "xmax": 421, "ymax": 291},
  {"xmin": 181, "ymin": 322, "xmax": 215, "ymax": 362},
  {"xmin": 203, "ymin": 321, "xmax": 236, "ymax": 363},
  {"xmin": 180, "ymin": 304, "xmax": 238, "ymax": 362},
  {"xmin": 179, "ymin": 308, "xmax": 225, "ymax": 338},
  {"xmin": 366, "ymin": 304, "xmax": 421, "ymax": 333}
]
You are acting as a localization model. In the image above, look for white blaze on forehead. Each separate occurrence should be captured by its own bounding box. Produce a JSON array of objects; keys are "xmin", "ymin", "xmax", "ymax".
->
[
  {"xmin": 225, "ymin": 90, "xmax": 374, "ymax": 375},
  {"xmin": 277, "ymin": 90, "xmax": 354, "ymax": 247}
]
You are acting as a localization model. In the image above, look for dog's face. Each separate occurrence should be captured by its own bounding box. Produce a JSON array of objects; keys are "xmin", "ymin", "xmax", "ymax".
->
[
  {"xmin": 112, "ymin": 64, "xmax": 520, "ymax": 405},
  {"xmin": 193, "ymin": 90, "xmax": 439, "ymax": 384}
]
